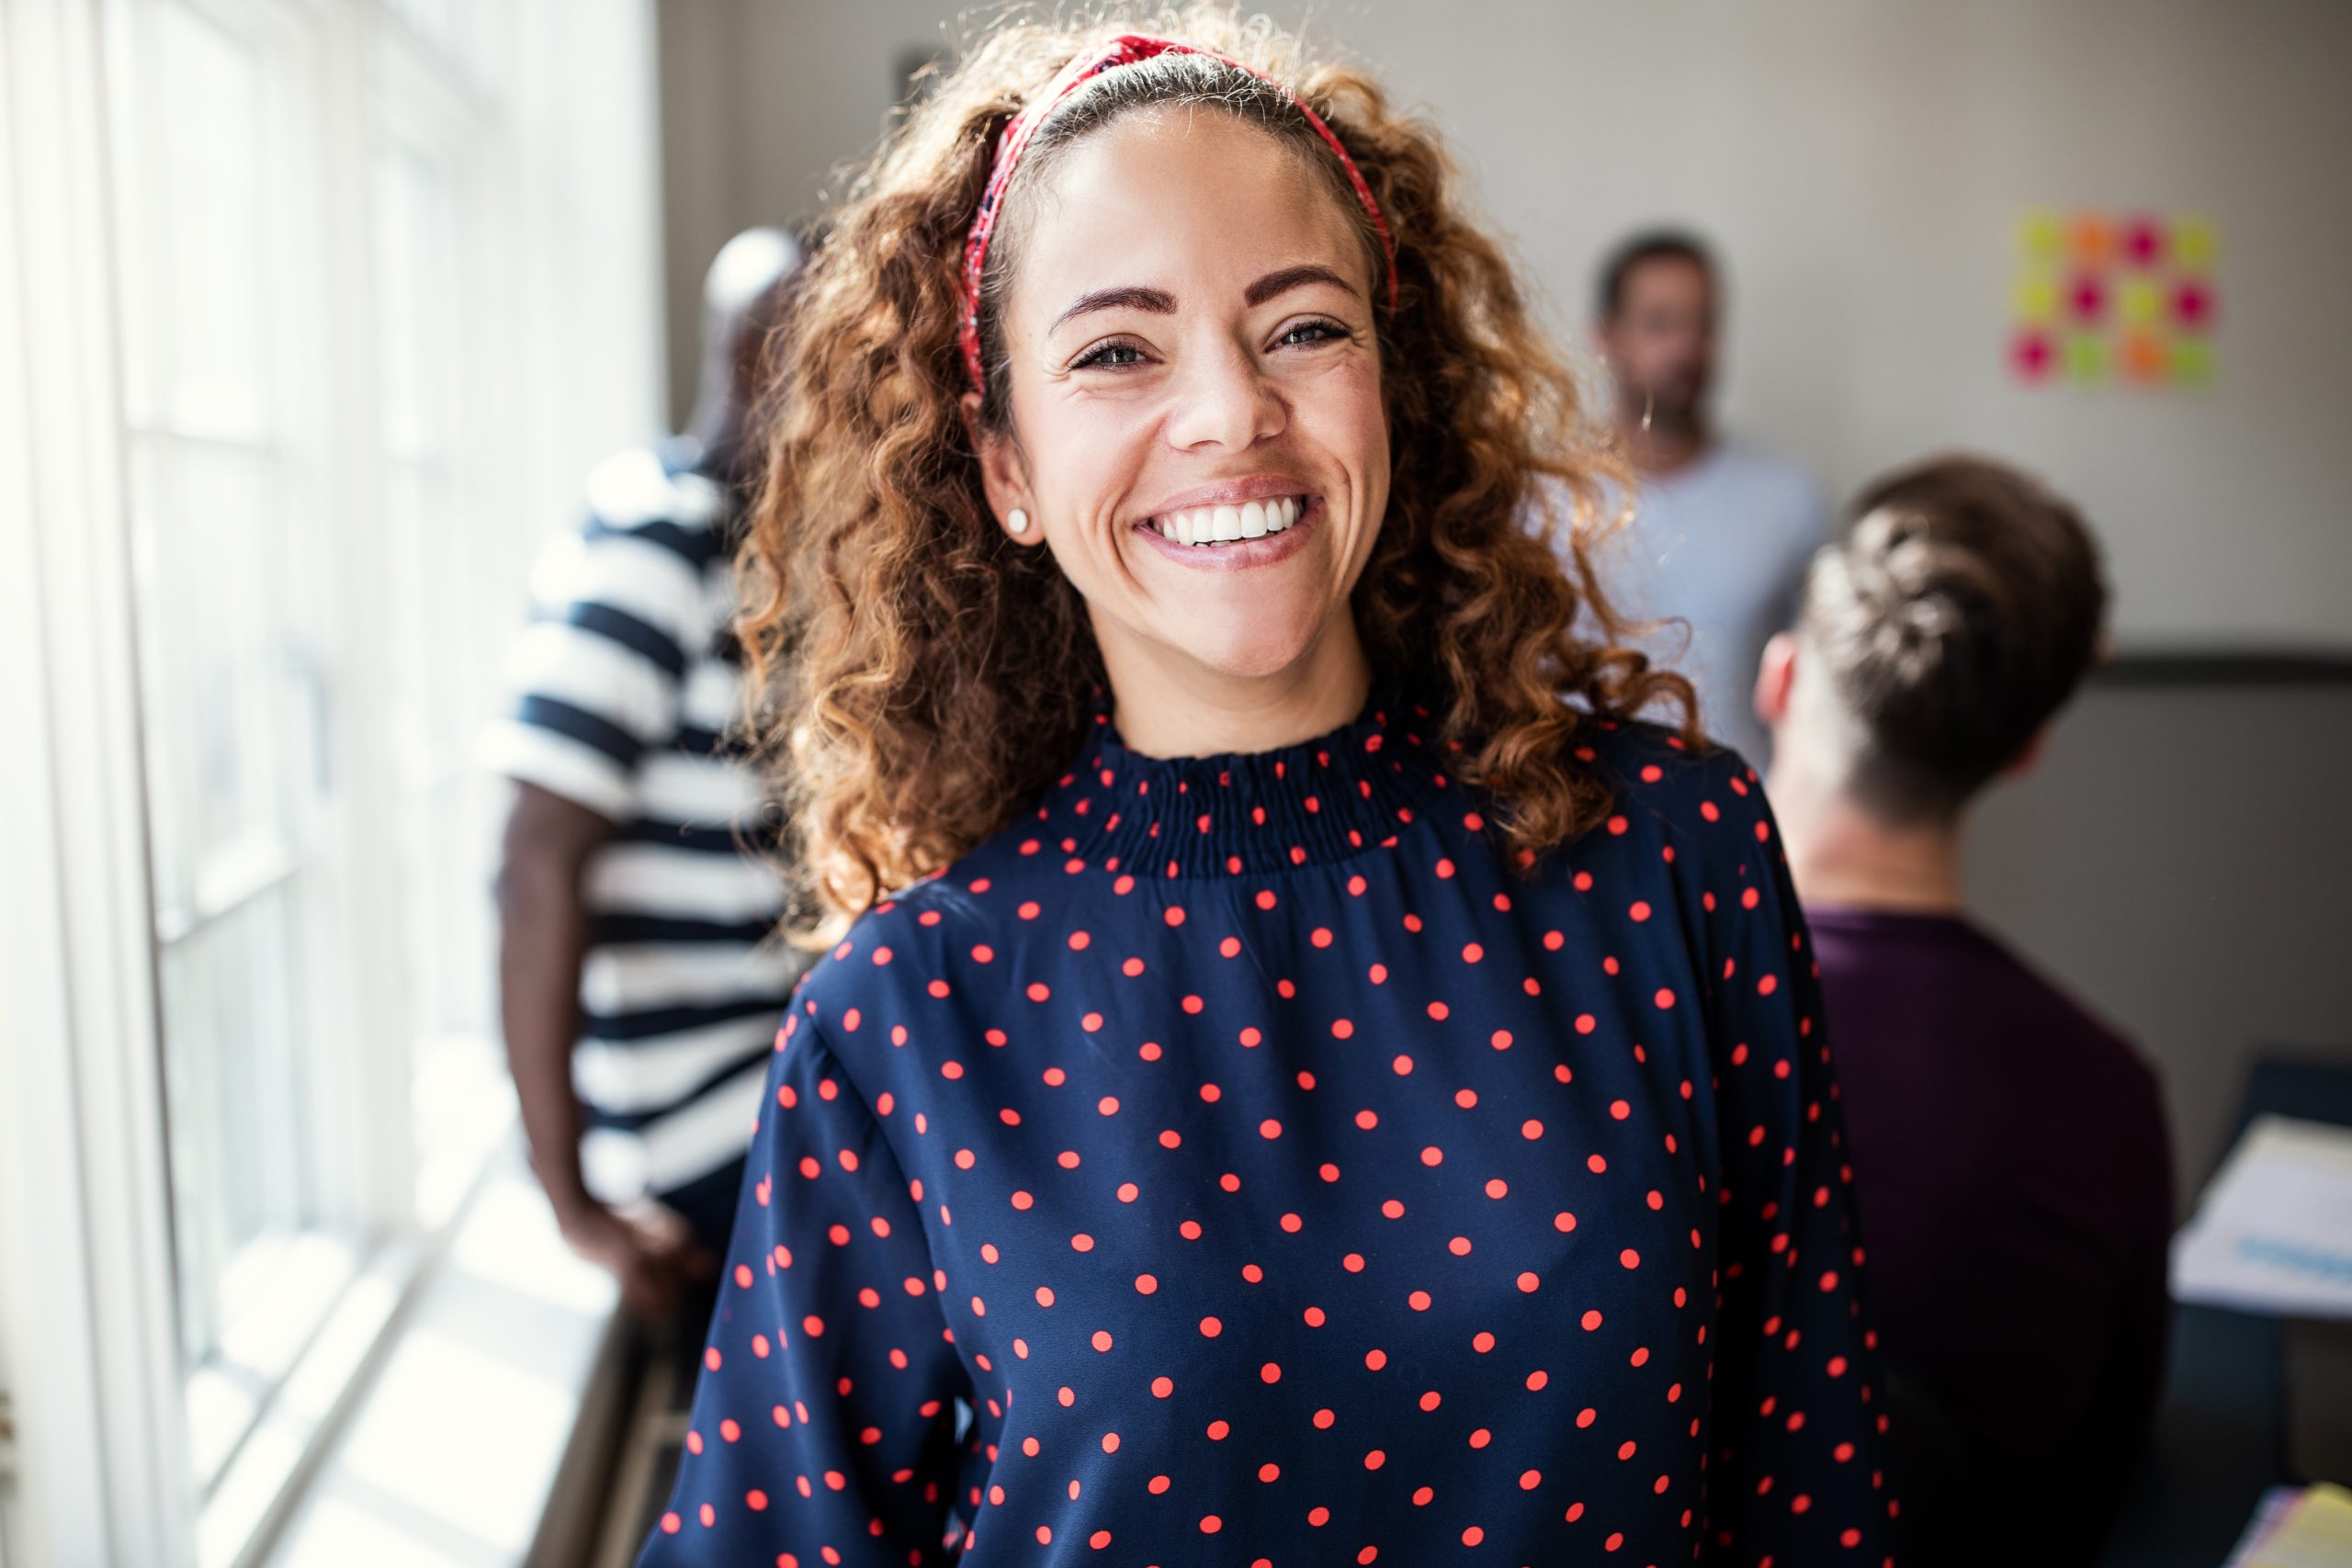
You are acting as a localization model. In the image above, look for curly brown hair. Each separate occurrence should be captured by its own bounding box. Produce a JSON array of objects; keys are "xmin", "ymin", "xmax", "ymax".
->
[{"xmin": 741, "ymin": 5, "xmax": 1697, "ymax": 945}]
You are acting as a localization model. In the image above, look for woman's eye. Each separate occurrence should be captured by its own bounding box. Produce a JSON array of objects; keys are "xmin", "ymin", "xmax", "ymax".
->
[
  {"xmin": 1275, "ymin": 321, "xmax": 1348, "ymax": 348},
  {"xmin": 1073, "ymin": 341, "xmax": 1148, "ymax": 370}
]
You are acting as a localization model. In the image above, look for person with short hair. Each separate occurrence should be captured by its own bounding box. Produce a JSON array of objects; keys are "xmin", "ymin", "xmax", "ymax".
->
[
  {"xmin": 1593, "ymin": 230, "xmax": 1828, "ymax": 765},
  {"xmin": 485, "ymin": 228, "xmax": 808, "ymax": 1322},
  {"xmin": 638, "ymin": 14, "xmax": 1894, "ymax": 1563},
  {"xmin": 1756, "ymin": 454, "xmax": 2172, "ymax": 1565}
]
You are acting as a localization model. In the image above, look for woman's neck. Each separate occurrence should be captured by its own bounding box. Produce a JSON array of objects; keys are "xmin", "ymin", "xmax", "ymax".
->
[
  {"xmin": 1770, "ymin": 757, "xmax": 1966, "ymax": 917},
  {"xmin": 1098, "ymin": 616, "xmax": 1374, "ymax": 760}
]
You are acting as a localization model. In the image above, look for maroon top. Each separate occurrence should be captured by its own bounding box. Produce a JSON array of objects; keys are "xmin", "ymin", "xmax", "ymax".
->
[{"xmin": 1810, "ymin": 907, "xmax": 2172, "ymax": 1564}]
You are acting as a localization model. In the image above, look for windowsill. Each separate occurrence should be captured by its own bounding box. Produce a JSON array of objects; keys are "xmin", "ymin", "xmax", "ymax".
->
[{"xmin": 226, "ymin": 1140, "xmax": 627, "ymax": 1568}]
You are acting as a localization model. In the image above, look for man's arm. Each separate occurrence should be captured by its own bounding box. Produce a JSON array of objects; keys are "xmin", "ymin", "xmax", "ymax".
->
[{"xmin": 494, "ymin": 779, "xmax": 715, "ymax": 1319}]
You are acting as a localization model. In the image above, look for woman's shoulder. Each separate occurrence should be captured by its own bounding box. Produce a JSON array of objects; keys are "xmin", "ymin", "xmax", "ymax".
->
[
  {"xmin": 1571, "ymin": 715, "xmax": 1763, "ymax": 818},
  {"xmin": 779, "ymin": 829, "xmax": 1046, "ymax": 1048},
  {"xmin": 1538, "ymin": 715, "xmax": 1780, "ymax": 893}
]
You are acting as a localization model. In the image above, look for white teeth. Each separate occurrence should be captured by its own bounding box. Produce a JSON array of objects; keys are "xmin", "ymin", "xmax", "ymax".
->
[{"xmin": 1148, "ymin": 497, "xmax": 1308, "ymax": 546}]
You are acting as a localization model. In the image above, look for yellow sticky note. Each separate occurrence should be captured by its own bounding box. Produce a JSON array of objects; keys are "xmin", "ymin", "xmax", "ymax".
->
[
  {"xmin": 2119, "ymin": 277, "xmax": 2163, "ymax": 325},
  {"xmin": 2012, "ymin": 273, "xmax": 2061, "ymax": 321},
  {"xmin": 2018, "ymin": 210, "xmax": 2063, "ymax": 262},
  {"xmin": 2174, "ymin": 215, "xmax": 2219, "ymax": 270}
]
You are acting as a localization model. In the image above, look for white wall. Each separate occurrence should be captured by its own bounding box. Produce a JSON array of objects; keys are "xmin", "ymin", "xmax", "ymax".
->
[{"xmin": 657, "ymin": 0, "xmax": 2352, "ymax": 651}]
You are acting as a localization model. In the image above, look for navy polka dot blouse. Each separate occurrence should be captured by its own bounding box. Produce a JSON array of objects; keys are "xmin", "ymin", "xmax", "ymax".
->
[{"xmin": 639, "ymin": 683, "xmax": 1894, "ymax": 1567}]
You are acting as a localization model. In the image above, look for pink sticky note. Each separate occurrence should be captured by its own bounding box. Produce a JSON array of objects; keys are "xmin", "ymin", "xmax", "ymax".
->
[
  {"xmin": 2010, "ymin": 328, "xmax": 2055, "ymax": 381},
  {"xmin": 2175, "ymin": 279, "xmax": 2215, "ymax": 330},
  {"xmin": 2068, "ymin": 275, "xmax": 2107, "ymax": 322}
]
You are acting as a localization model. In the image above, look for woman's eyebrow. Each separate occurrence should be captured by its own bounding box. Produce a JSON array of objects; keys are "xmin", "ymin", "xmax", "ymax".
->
[
  {"xmin": 1051, "ymin": 285, "xmax": 1178, "ymax": 333},
  {"xmin": 1050, "ymin": 265, "xmax": 1361, "ymax": 334},
  {"xmin": 1245, "ymin": 264, "xmax": 1358, "ymax": 306}
]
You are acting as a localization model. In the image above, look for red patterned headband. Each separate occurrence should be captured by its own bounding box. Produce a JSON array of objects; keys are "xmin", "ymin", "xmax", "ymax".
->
[{"xmin": 956, "ymin": 33, "xmax": 1400, "ymax": 396}]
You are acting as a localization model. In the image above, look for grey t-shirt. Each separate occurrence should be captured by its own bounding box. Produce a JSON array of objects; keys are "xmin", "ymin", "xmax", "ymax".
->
[{"xmin": 1609, "ymin": 443, "xmax": 1829, "ymax": 766}]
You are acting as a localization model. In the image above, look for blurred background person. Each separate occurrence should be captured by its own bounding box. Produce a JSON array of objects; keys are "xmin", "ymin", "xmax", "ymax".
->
[
  {"xmin": 1755, "ymin": 455, "xmax": 2173, "ymax": 1566},
  {"xmin": 483, "ymin": 226, "xmax": 808, "ymax": 1322},
  {"xmin": 1595, "ymin": 230, "xmax": 1827, "ymax": 766}
]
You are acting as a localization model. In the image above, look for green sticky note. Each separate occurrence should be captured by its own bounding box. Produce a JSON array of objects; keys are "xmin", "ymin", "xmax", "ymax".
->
[
  {"xmin": 2065, "ymin": 334, "xmax": 2109, "ymax": 383},
  {"xmin": 2171, "ymin": 337, "xmax": 2215, "ymax": 386}
]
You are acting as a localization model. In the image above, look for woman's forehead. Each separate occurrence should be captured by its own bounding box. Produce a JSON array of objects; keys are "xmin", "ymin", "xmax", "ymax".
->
[{"xmin": 1010, "ymin": 113, "xmax": 1372, "ymax": 316}]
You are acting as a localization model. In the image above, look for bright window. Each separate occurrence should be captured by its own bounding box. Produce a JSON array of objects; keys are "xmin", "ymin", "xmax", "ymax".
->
[
  {"xmin": 108, "ymin": 0, "xmax": 361, "ymax": 1498},
  {"xmin": 0, "ymin": 1, "xmax": 667, "ymax": 1562}
]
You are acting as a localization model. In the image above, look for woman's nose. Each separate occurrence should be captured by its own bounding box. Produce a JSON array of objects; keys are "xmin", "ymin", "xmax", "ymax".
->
[{"xmin": 1164, "ymin": 344, "xmax": 1285, "ymax": 453}]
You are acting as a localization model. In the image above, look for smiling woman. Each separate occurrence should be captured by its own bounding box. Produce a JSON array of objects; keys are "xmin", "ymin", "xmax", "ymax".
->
[
  {"xmin": 741, "ymin": 11, "xmax": 1698, "ymax": 931},
  {"xmin": 640, "ymin": 8, "xmax": 1896, "ymax": 1567},
  {"xmin": 970, "ymin": 103, "xmax": 1395, "ymax": 745}
]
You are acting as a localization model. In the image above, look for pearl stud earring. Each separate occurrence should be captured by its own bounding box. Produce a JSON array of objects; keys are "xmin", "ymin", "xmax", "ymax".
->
[{"xmin": 1007, "ymin": 508, "xmax": 1031, "ymax": 535}]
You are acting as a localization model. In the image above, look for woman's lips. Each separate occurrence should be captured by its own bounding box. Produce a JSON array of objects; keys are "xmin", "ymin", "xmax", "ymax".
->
[{"xmin": 1132, "ymin": 495, "xmax": 1323, "ymax": 571}]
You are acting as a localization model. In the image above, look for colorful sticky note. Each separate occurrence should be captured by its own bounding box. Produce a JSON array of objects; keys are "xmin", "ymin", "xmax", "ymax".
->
[
  {"xmin": 2120, "ymin": 329, "xmax": 2170, "ymax": 383},
  {"xmin": 2012, "ymin": 274, "xmax": 2060, "ymax": 321},
  {"xmin": 2064, "ymin": 333, "xmax": 2108, "ymax": 383},
  {"xmin": 2068, "ymin": 274, "xmax": 2108, "ymax": 322},
  {"xmin": 2174, "ymin": 215, "xmax": 2218, "ymax": 269},
  {"xmin": 2010, "ymin": 208, "xmax": 2216, "ymax": 389},
  {"xmin": 2172, "ymin": 337, "xmax": 2215, "ymax": 387},
  {"xmin": 2175, "ymin": 278, "xmax": 2216, "ymax": 331},
  {"xmin": 2068, "ymin": 214, "xmax": 2113, "ymax": 267},
  {"xmin": 2011, "ymin": 329, "xmax": 2055, "ymax": 382},
  {"xmin": 2018, "ymin": 210, "xmax": 2064, "ymax": 263}
]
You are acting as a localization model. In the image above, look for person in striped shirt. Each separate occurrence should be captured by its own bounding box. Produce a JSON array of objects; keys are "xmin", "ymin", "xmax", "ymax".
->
[{"xmin": 485, "ymin": 228, "xmax": 808, "ymax": 1320}]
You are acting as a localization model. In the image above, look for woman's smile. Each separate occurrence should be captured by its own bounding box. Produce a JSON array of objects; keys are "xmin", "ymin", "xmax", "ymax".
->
[{"xmin": 1133, "ymin": 492, "xmax": 1322, "ymax": 570}]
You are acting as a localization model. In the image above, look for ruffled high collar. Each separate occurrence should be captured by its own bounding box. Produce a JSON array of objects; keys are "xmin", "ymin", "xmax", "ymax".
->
[{"xmin": 1029, "ymin": 676, "xmax": 1458, "ymax": 880}]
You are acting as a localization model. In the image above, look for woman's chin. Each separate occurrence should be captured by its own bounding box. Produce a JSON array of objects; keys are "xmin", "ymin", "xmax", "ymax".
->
[{"xmin": 1153, "ymin": 610, "xmax": 1326, "ymax": 683}]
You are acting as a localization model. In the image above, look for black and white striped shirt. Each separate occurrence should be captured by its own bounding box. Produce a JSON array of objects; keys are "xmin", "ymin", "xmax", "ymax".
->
[{"xmin": 482, "ymin": 441, "xmax": 804, "ymax": 1203}]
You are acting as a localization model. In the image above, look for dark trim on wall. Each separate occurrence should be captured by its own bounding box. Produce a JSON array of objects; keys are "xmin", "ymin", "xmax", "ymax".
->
[{"xmin": 2096, "ymin": 649, "xmax": 2352, "ymax": 688}]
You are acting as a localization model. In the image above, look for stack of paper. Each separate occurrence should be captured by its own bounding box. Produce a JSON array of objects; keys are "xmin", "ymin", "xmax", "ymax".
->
[{"xmin": 2174, "ymin": 1117, "xmax": 2352, "ymax": 1319}]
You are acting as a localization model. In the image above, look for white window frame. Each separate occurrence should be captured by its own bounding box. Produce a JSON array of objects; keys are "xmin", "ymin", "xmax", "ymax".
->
[
  {"xmin": 0, "ymin": 6, "xmax": 201, "ymax": 1562},
  {"xmin": 104, "ymin": 3, "xmax": 391, "ymax": 1503},
  {"xmin": 0, "ymin": 3, "xmax": 667, "ymax": 1566}
]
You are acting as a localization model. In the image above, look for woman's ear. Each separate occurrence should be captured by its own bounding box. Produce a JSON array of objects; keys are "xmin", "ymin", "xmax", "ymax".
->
[
  {"xmin": 960, "ymin": 389, "xmax": 1041, "ymax": 544},
  {"xmin": 1753, "ymin": 631, "xmax": 1800, "ymax": 730}
]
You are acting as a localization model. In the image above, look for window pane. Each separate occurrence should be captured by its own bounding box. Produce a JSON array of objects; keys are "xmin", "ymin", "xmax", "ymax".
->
[
  {"xmin": 114, "ymin": 1, "xmax": 355, "ymax": 1498},
  {"xmin": 158, "ymin": 886, "xmax": 314, "ymax": 1370},
  {"xmin": 373, "ymin": 136, "xmax": 506, "ymax": 1225},
  {"xmin": 151, "ymin": 1, "xmax": 268, "ymax": 436},
  {"xmin": 374, "ymin": 148, "xmax": 458, "ymax": 464},
  {"xmin": 128, "ymin": 442, "xmax": 303, "ymax": 930}
]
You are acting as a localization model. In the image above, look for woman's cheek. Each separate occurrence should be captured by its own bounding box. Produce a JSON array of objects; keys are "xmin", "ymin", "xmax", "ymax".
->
[{"xmin": 1052, "ymin": 401, "xmax": 1156, "ymax": 508}]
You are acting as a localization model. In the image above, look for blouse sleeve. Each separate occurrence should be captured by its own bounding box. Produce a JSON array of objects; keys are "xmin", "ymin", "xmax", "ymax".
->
[
  {"xmin": 1693, "ymin": 754, "xmax": 1894, "ymax": 1563},
  {"xmin": 638, "ymin": 1006, "xmax": 973, "ymax": 1566}
]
